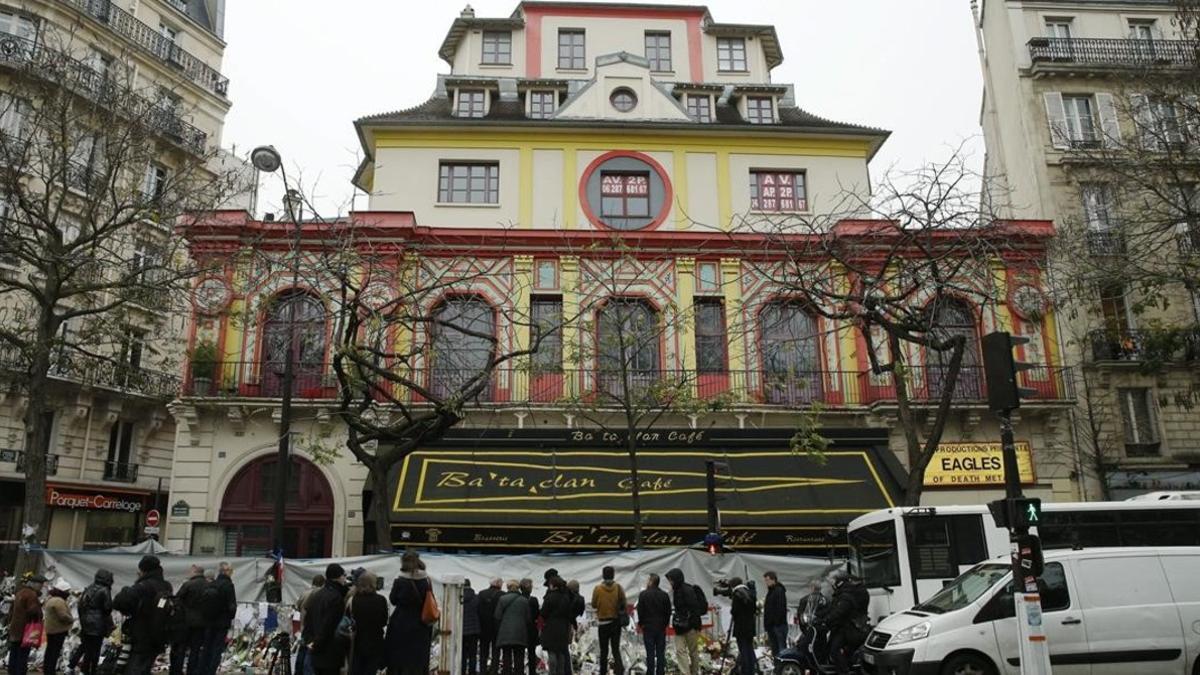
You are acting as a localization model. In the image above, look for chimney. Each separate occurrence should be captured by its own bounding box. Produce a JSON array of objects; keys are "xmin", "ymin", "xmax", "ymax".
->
[{"xmin": 461, "ymin": 4, "xmax": 475, "ymax": 18}]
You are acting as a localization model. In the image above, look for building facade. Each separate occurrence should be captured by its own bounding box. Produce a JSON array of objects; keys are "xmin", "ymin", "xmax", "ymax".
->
[
  {"xmin": 167, "ymin": 1, "xmax": 1076, "ymax": 558},
  {"xmin": 975, "ymin": 0, "xmax": 1200, "ymax": 499},
  {"xmin": 0, "ymin": 0, "xmax": 237, "ymax": 569}
]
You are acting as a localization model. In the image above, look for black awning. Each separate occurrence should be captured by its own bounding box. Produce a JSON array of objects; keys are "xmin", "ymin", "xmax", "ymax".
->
[{"xmin": 387, "ymin": 428, "xmax": 905, "ymax": 551}]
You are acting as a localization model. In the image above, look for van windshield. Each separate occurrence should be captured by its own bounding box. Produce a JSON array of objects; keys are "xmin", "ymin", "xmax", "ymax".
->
[
  {"xmin": 848, "ymin": 520, "xmax": 901, "ymax": 588},
  {"xmin": 913, "ymin": 563, "xmax": 1009, "ymax": 614}
]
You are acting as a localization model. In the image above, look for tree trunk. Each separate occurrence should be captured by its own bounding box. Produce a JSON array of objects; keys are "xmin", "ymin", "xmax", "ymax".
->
[
  {"xmin": 369, "ymin": 462, "xmax": 394, "ymax": 553},
  {"xmin": 1079, "ymin": 365, "xmax": 1112, "ymax": 501},
  {"xmin": 15, "ymin": 331, "xmax": 55, "ymax": 575},
  {"xmin": 627, "ymin": 433, "xmax": 643, "ymax": 549}
]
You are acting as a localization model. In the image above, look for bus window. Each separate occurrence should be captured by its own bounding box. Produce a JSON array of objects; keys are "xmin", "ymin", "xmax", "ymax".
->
[
  {"xmin": 906, "ymin": 515, "xmax": 987, "ymax": 580},
  {"xmin": 849, "ymin": 520, "xmax": 901, "ymax": 588}
]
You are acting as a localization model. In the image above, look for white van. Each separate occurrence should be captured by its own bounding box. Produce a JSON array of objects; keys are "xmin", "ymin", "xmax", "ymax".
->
[{"xmin": 860, "ymin": 547, "xmax": 1200, "ymax": 675}]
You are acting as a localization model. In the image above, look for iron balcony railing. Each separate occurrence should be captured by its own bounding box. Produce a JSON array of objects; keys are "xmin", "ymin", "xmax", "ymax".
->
[
  {"xmin": 0, "ymin": 449, "xmax": 59, "ymax": 475},
  {"xmin": 0, "ymin": 33, "xmax": 207, "ymax": 154},
  {"xmin": 0, "ymin": 345, "xmax": 181, "ymax": 398},
  {"xmin": 1086, "ymin": 230, "xmax": 1126, "ymax": 257},
  {"xmin": 1089, "ymin": 328, "xmax": 1200, "ymax": 362},
  {"xmin": 64, "ymin": 0, "xmax": 229, "ymax": 97},
  {"xmin": 103, "ymin": 459, "xmax": 138, "ymax": 482},
  {"xmin": 1178, "ymin": 222, "xmax": 1200, "ymax": 255},
  {"xmin": 1029, "ymin": 37, "xmax": 1199, "ymax": 69},
  {"xmin": 184, "ymin": 361, "xmax": 1075, "ymax": 406}
]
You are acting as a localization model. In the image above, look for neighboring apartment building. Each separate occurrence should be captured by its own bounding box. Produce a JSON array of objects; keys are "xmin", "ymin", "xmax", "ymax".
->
[
  {"xmin": 166, "ymin": 2, "xmax": 1075, "ymax": 558},
  {"xmin": 0, "ymin": 0, "xmax": 237, "ymax": 569},
  {"xmin": 975, "ymin": 0, "xmax": 1200, "ymax": 499}
]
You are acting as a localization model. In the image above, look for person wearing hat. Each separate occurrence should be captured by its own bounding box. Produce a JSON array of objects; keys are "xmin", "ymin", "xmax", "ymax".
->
[
  {"xmin": 305, "ymin": 563, "xmax": 350, "ymax": 675},
  {"xmin": 6, "ymin": 573, "xmax": 45, "ymax": 675},
  {"xmin": 43, "ymin": 579, "xmax": 74, "ymax": 674},
  {"xmin": 386, "ymin": 550, "xmax": 435, "ymax": 675},
  {"xmin": 112, "ymin": 555, "xmax": 174, "ymax": 675}
]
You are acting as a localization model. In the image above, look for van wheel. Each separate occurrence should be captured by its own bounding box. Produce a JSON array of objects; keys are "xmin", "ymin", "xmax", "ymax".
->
[
  {"xmin": 941, "ymin": 653, "xmax": 996, "ymax": 675},
  {"xmin": 778, "ymin": 664, "xmax": 803, "ymax": 675}
]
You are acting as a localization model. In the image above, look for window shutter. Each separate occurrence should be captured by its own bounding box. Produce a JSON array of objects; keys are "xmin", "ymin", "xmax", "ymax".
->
[
  {"xmin": 1043, "ymin": 92, "xmax": 1069, "ymax": 149},
  {"xmin": 1095, "ymin": 93, "xmax": 1121, "ymax": 148},
  {"xmin": 1129, "ymin": 93, "xmax": 1156, "ymax": 150}
]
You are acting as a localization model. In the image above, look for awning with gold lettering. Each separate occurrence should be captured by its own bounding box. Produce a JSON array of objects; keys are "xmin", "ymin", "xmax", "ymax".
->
[{"xmin": 387, "ymin": 428, "xmax": 905, "ymax": 551}]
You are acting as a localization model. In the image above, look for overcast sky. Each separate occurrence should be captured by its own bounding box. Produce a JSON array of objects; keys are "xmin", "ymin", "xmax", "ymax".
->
[{"xmin": 219, "ymin": 0, "xmax": 985, "ymax": 218}]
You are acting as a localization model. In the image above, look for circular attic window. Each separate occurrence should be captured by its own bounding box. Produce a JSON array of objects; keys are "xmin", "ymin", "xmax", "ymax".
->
[{"xmin": 610, "ymin": 87, "xmax": 638, "ymax": 112}]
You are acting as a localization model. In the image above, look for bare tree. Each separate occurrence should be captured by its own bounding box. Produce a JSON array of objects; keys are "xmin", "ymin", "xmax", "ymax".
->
[
  {"xmin": 0, "ymin": 28, "xmax": 242, "ymax": 571},
  {"xmin": 731, "ymin": 153, "xmax": 1047, "ymax": 504}
]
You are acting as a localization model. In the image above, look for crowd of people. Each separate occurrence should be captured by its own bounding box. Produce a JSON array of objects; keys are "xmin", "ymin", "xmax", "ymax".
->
[{"xmin": 5, "ymin": 553, "xmax": 870, "ymax": 675}]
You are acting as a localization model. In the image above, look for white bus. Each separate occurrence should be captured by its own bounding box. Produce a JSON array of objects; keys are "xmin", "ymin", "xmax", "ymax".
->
[{"xmin": 846, "ymin": 498, "xmax": 1200, "ymax": 623}]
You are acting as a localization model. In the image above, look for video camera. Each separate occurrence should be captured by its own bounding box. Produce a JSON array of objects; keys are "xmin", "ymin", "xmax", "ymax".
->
[{"xmin": 713, "ymin": 578, "xmax": 733, "ymax": 597}]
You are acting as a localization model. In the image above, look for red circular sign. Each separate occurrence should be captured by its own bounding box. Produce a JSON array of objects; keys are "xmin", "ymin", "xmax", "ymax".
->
[{"xmin": 145, "ymin": 509, "xmax": 161, "ymax": 527}]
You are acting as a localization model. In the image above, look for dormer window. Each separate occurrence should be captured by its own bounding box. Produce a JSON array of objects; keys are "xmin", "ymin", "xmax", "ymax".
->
[
  {"xmin": 482, "ymin": 31, "xmax": 512, "ymax": 65},
  {"xmin": 717, "ymin": 37, "xmax": 747, "ymax": 72},
  {"xmin": 686, "ymin": 94, "xmax": 712, "ymax": 123},
  {"xmin": 645, "ymin": 31, "xmax": 672, "ymax": 72},
  {"xmin": 746, "ymin": 96, "xmax": 774, "ymax": 124},
  {"xmin": 457, "ymin": 89, "xmax": 487, "ymax": 118},
  {"xmin": 529, "ymin": 90, "xmax": 557, "ymax": 119},
  {"xmin": 558, "ymin": 29, "xmax": 586, "ymax": 70}
]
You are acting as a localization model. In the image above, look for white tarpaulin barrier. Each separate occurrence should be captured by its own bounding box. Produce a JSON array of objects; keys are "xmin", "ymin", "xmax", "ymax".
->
[{"xmin": 38, "ymin": 547, "xmax": 837, "ymax": 607}]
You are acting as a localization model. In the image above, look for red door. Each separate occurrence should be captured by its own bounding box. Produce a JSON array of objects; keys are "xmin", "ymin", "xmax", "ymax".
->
[{"xmin": 219, "ymin": 456, "xmax": 334, "ymax": 558}]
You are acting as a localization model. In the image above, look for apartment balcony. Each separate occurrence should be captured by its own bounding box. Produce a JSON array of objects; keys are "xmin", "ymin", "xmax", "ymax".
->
[
  {"xmin": 0, "ymin": 346, "xmax": 181, "ymax": 398},
  {"xmin": 1028, "ymin": 37, "xmax": 1199, "ymax": 76},
  {"xmin": 103, "ymin": 460, "xmax": 138, "ymax": 482},
  {"xmin": 0, "ymin": 449, "xmax": 59, "ymax": 475},
  {"xmin": 1178, "ymin": 222, "xmax": 1200, "ymax": 255},
  {"xmin": 1086, "ymin": 230, "xmax": 1126, "ymax": 257},
  {"xmin": 1089, "ymin": 328, "xmax": 1200, "ymax": 363},
  {"xmin": 63, "ymin": 0, "xmax": 229, "ymax": 97},
  {"xmin": 183, "ymin": 361, "xmax": 1075, "ymax": 408},
  {"xmin": 0, "ymin": 33, "xmax": 207, "ymax": 154}
]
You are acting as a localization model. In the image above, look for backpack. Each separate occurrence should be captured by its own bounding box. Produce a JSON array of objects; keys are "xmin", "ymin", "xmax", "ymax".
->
[
  {"xmin": 145, "ymin": 590, "xmax": 184, "ymax": 646},
  {"xmin": 199, "ymin": 583, "xmax": 224, "ymax": 622}
]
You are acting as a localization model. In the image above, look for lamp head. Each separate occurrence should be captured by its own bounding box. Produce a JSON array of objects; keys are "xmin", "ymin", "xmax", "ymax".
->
[{"xmin": 250, "ymin": 145, "xmax": 282, "ymax": 173}]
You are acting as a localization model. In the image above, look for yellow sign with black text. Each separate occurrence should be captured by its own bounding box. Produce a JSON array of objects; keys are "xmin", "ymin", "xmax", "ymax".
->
[{"xmin": 925, "ymin": 442, "xmax": 1035, "ymax": 487}]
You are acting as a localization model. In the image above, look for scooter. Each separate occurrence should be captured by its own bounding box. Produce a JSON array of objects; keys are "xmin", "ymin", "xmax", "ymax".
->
[{"xmin": 774, "ymin": 625, "xmax": 862, "ymax": 675}]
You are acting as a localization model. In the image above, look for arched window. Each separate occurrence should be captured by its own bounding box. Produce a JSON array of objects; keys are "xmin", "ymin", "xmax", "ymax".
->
[
  {"xmin": 596, "ymin": 299, "xmax": 661, "ymax": 398},
  {"xmin": 262, "ymin": 292, "xmax": 326, "ymax": 396},
  {"xmin": 429, "ymin": 297, "xmax": 496, "ymax": 400},
  {"xmin": 760, "ymin": 301, "xmax": 824, "ymax": 404},
  {"xmin": 926, "ymin": 297, "xmax": 982, "ymax": 399}
]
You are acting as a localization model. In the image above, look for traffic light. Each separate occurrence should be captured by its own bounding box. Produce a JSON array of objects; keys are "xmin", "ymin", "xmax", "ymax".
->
[
  {"xmin": 703, "ymin": 531, "xmax": 724, "ymax": 555},
  {"xmin": 988, "ymin": 497, "xmax": 1043, "ymax": 530},
  {"xmin": 981, "ymin": 331, "xmax": 1038, "ymax": 412},
  {"xmin": 1015, "ymin": 534, "xmax": 1044, "ymax": 578}
]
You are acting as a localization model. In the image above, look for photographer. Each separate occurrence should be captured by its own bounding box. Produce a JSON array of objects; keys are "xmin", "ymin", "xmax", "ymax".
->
[{"xmin": 724, "ymin": 578, "xmax": 757, "ymax": 675}]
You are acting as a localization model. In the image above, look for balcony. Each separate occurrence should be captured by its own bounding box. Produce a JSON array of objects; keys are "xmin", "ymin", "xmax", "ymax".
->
[
  {"xmin": 62, "ymin": 0, "xmax": 229, "ymax": 97},
  {"xmin": 0, "ymin": 449, "xmax": 59, "ymax": 475},
  {"xmin": 1178, "ymin": 223, "xmax": 1200, "ymax": 255},
  {"xmin": 103, "ymin": 460, "xmax": 138, "ymax": 482},
  {"xmin": 0, "ymin": 33, "xmax": 207, "ymax": 154},
  {"xmin": 183, "ymin": 361, "xmax": 1075, "ymax": 407},
  {"xmin": 1086, "ymin": 230, "xmax": 1126, "ymax": 257},
  {"xmin": 1028, "ymin": 37, "xmax": 1199, "ymax": 75},
  {"xmin": 1089, "ymin": 328, "xmax": 1200, "ymax": 363},
  {"xmin": 0, "ymin": 346, "xmax": 180, "ymax": 398}
]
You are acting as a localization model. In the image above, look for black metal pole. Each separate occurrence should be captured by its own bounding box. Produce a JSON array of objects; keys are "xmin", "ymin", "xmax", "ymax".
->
[
  {"xmin": 273, "ymin": 194, "xmax": 301, "ymax": 559},
  {"xmin": 999, "ymin": 410, "xmax": 1022, "ymax": 502}
]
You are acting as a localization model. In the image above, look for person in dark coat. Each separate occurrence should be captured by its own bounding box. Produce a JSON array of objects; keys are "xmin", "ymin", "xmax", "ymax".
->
[
  {"xmin": 666, "ymin": 568, "xmax": 704, "ymax": 675},
  {"xmin": 199, "ymin": 562, "xmax": 236, "ymax": 675},
  {"xmin": 538, "ymin": 577, "xmax": 574, "ymax": 675},
  {"xmin": 348, "ymin": 571, "xmax": 389, "ymax": 675},
  {"xmin": 386, "ymin": 550, "xmax": 434, "ymax": 675},
  {"xmin": 762, "ymin": 571, "xmax": 788, "ymax": 664},
  {"xmin": 728, "ymin": 578, "xmax": 757, "ymax": 675},
  {"xmin": 493, "ymin": 580, "xmax": 529, "ymax": 675},
  {"xmin": 306, "ymin": 564, "xmax": 350, "ymax": 675},
  {"xmin": 565, "ymin": 580, "xmax": 586, "ymax": 675},
  {"xmin": 462, "ymin": 579, "xmax": 482, "ymax": 675},
  {"xmin": 112, "ymin": 555, "xmax": 174, "ymax": 675},
  {"xmin": 477, "ymin": 578, "xmax": 503, "ymax": 675},
  {"xmin": 75, "ymin": 569, "xmax": 114, "ymax": 675},
  {"xmin": 171, "ymin": 565, "xmax": 208, "ymax": 675},
  {"xmin": 817, "ymin": 572, "xmax": 869, "ymax": 675},
  {"xmin": 6, "ymin": 574, "xmax": 44, "ymax": 675},
  {"xmin": 636, "ymin": 574, "xmax": 671, "ymax": 675},
  {"xmin": 520, "ymin": 579, "xmax": 539, "ymax": 675}
]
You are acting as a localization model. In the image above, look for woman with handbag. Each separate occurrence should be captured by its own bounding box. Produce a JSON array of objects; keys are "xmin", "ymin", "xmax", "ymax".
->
[
  {"xmin": 5, "ymin": 573, "xmax": 45, "ymax": 675},
  {"xmin": 42, "ymin": 581, "xmax": 74, "ymax": 674},
  {"xmin": 386, "ymin": 551, "xmax": 436, "ymax": 675},
  {"xmin": 348, "ymin": 570, "xmax": 388, "ymax": 675}
]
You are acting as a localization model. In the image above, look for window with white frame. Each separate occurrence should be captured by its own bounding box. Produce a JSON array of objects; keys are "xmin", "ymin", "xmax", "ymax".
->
[
  {"xmin": 482, "ymin": 31, "xmax": 512, "ymax": 65},
  {"xmin": 105, "ymin": 420, "xmax": 136, "ymax": 480},
  {"xmin": 1128, "ymin": 19, "xmax": 1156, "ymax": 41},
  {"xmin": 644, "ymin": 31, "xmax": 672, "ymax": 72},
  {"xmin": 558, "ymin": 29, "xmax": 585, "ymax": 70},
  {"xmin": 144, "ymin": 163, "xmax": 168, "ymax": 201},
  {"xmin": 1062, "ymin": 95, "xmax": 1098, "ymax": 144},
  {"xmin": 1044, "ymin": 18, "xmax": 1073, "ymax": 39},
  {"xmin": 686, "ymin": 94, "xmax": 712, "ymax": 123},
  {"xmin": 0, "ymin": 10, "xmax": 36, "ymax": 42},
  {"xmin": 750, "ymin": 170, "xmax": 807, "ymax": 212},
  {"xmin": 746, "ymin": 96, "xmax": 774, "ymax": 124},
  {"xmin": 716, "ymin": 37, "xmax": 747, "ymax": 72},
  {"xmin": 456, "ymin": 90, "xmax": 487, "ymax": 118},
  {"xmin": 0, "ymin": 198, "xmax": 15, "ymax": 266},
  {"xmin": 1081, "ymin": 183, "xmax": 1116, "ymax": 231},
  {"xmin": 0, "ymin": 94, "xmax": 26, "ymax": 139},
  {"xmin": 438, "ymin": 162, "xmax": 499, "ymax": 204},
  {"xmin": 1118, "ymin": 387, "xmax": 1160, "ymax": 456},
  {"xmin": 529, "ymin": 90, "xmax": 557, "ymax": 119}
]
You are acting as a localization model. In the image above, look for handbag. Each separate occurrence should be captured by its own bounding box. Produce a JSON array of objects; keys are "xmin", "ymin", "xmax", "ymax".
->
[
  {"xmin": 21, "ymin": 620, "xmax": 43, "ymax": 648},
  {"xmin": 414, "ymin": 579, "xmax": 440, "ymax": 625}
]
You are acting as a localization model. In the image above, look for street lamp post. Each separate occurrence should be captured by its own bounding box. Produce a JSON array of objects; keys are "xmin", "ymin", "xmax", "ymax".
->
[{"xmin": 250, "ymin": 145, "xmax": 300, "ymax": 560}]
